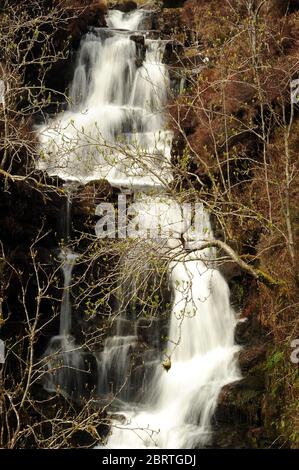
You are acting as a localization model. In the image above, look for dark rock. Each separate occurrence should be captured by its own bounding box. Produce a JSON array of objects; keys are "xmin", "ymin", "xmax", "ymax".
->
[
  {"xmin": 111, "ymin": 2, "xmax": 137, "ymax": 13},
  {"xmin": 220, "ymin": 260, "xmax": 243, "ymax": 283},
  {"xmin": 130, "ymin": 34, "xmax": 145, "ymax": 46},
  {"xmin": 72, "ymin": 179, "xmax": 113, "ymax": 218},
  {"xmin": 211, "ymin": 425, "xmax": 250, "ymax": 448},
  {"xmin": 234, "ymin": 302, "xmax": 268, "ymax": 346},
  {"xmin": 110, "ymin": 413, "xmax": 127, "ymax": 423},
  {"xmin": 130, "ymin": 34, "xmax": 146, "ymax": 66},
  {"xmin": 163, "ymin": 40, "xmax": 184, "ymax": 66},
  {"xmin": 25, "ymin": 2, "xmax": 107, "ymax": 110},
  {"xmin": 68, "ymin": 429, "xmax": 98, "ymax": 448},
  {"xmin": 163, "ymin": 0, "xmax": 187, "ymax": 7},
  {"xmin": 232, "ymin": 374, "xmax": 265, "ymax": 391},
  {"xmin": 238, "ymin": 344, "xmax": 267, "ymax": 374},
  {"xmin": 214, "ymin": 375, "xmax": 265, "ymax": 428},
  {"xmin": 137, "ymin": 317, "xmax": 160, "ymax": 346},
  {"xmin": 211, "ymin": 424, "xmax": 270, "ymax": 449}
]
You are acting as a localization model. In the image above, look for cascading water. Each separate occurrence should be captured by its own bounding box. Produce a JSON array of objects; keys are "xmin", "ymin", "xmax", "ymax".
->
[
  {"xmin": 37, "ymin": 10, "xmax": 172, "ymax": 190},
  {"xmin": 38, "ymin": 9, "xmax": 241, "ymax": 447},
  {"xmin": 102, "ymin": 201, "xmax": 240, "ymax": 449},
  {"xmin": 43, "ymin": 185, "xmax": 83, "ymax": 397}
]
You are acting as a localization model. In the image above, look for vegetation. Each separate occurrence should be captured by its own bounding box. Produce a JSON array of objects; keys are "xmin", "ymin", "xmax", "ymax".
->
[{"xmin": 169, "ymin": 0, "xmax": 298, "ymax": 447}]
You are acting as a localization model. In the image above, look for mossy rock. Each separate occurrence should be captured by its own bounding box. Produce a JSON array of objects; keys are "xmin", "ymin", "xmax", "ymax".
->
[{"xmin": 215, "ymin": 374, "xmax": 265, "ymax": 427}]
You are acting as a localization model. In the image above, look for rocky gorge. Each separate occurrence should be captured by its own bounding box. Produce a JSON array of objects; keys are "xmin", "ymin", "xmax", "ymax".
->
[{"xmin": 0, "ymin": 0, "xmax": 298, "ymax": 449}]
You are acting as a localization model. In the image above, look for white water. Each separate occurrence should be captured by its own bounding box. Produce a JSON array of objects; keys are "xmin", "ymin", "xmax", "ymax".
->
[
  {"xmin": 38, "ymin": 9, "xmax": 241, "ymax": 447},
  {"xmin": 106, "ymin": 10, "xmax": 147, "ymax": 31},
  {"xmin": 43, "ymin": 185, "xmax": 83, "ymax": 397},
  {"xmin": 43, "ymin": 248, "xmax": 83, "ymax": 397},
  {"xmin": 37, "ymin": 10, "xmax": 172, "ymax": 190},
  {"xmin": 104, "ymin": 202, "xmax": 240, "ymax": 449},
  {"xmin": 59, "ymin": 249, "xmax": 78, "ymax": 337}
]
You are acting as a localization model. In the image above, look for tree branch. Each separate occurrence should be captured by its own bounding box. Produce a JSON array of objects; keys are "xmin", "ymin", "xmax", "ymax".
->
[{"xmin": 188, "ymin": 238, "xmax": 284, "ymax": 288}]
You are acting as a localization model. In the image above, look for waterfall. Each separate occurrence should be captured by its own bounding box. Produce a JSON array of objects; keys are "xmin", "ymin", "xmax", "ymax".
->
[
  {"xmin": 106, "ymin": 10, "xmax": 147, "ymax": 31},
  {"xmin": 103, "ymin": 202, "xmax": 240, "ymax": 449},
  {"xmin": 43, "ymin": 254, "xmax": 84, "ymax": 398},
  {"xmin": 43, "ymin": 184, "xmax": 83, "ymax": 398},
  {"xmin": 38, "ymin": 9, "xmax": 241, "ymax": 447},
  {"xmin": 37, "ymin": 10, "xmax": 172, "ymax": 190},
  {"xmin": 58, "ymin": 249, "xmax": 78, "ymax": 337}
]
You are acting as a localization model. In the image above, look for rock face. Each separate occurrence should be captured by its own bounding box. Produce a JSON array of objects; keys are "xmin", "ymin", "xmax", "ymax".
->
[
  {"xmin": 0, "ymin": 172, "xmax": 64, "ymax": 356},
  {"xmin": 44, "ymin": 1, "xmax": 108, "ymax": 106},
  {"xmin": 163, "ymin": 0, "xmax": 187, "ymax": 7},
  {"xmin": 111, "ymin": 1, "xmax": 137, "ymax": 12},
  {"xmin": 212, "ymin": 346, "xmax": 269, "ymax": 448}
]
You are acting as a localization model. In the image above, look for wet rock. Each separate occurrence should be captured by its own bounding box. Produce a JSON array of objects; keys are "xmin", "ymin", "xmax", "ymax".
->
[
  {"xmin": 211, "ymin": 424, "xmax": 270, "ymax": 449},
  {"xmin": 233, "ymin": 374, "xmax": 265, "ymax": 391},
  {"xmin": 68, "ymin": 429, "xmax": 98, "ymax": 448},
  {"xmin": 130, "ymin": 355, "xmax": 160, "ymax": 400},
  {"xmin": 137, "ymin": 316, "xmax": 160, "ymax": 345},
  {"xmin": 67, "ymin": 1, "xmax": 108, "ymax": 44},
  {"xmin": 36, "ymin": 2, "xmax": 108, "ymax": 107},
  {"xmin": 163, "ymin": 0, "xmax": 187, "ymax": 7},
  {"xmin": 163, "ymin": 40, "xmax": 184, "ymax": 66},
  {"xmin": 220, "ymin": 260, "xmax": 243, "ymax": 283},
  {"xmin": 238, "ymin": 344, "xmax": 267, "ymax": 374},
  {"xmin": 110, "ymin": 413, "xmax": 127, "ymax": 423},
  {"xmin": 141, "ymin": 13, "xmax": 157, "ymax": 31},
  {"xmin": 214, "ymin": 374, "xmax": 265, "ymax": 427},
  {"xmin": 234, "ymin": 300, "xmax": 268, "ymax": 345},
  {"xmin": 81, "ymin": 352, "xmax": 99, "ymax": 394},
  {"xmin": 130, "ymin": 34, "xmax": 146, "ymax": 66},
  {"xmin": 0, "ymin": 173, "xmax": 63, "ymax": 246},
  {"xmin": 137, "ymin": 309, "xmax": 170, "ymax": 349},
  {"xmin": 130, "ymin": 34, "xmax": 145, "ymax": 46},
  {"xmin": 211, "ymin": 425, "xmax": 250, "ymax": 448},
  {"xmin": 72, "ymin": 179, "xmax": 113, "ymax": 217},
  {"xmin": 111, "ymin": 1, "xmax": 137, "ymax": 12}
]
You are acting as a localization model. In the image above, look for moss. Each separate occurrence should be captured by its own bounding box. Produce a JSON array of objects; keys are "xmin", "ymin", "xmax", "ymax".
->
[{"xmin": 256, "ymin": 269, "xmax": 286, "ymax": 289}]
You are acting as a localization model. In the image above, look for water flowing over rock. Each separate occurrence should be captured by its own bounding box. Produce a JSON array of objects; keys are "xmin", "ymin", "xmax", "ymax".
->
[
  {"xmin": 37, "ymin": 9, "xmax": 173, "ymax": 190},
  {"xmin": 43, "ymin": 247, "xmax": 84, "ymax": 397},
  {"xmin": 38, "ymin": 8, "xmax": 240, "ymax": 448}
]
